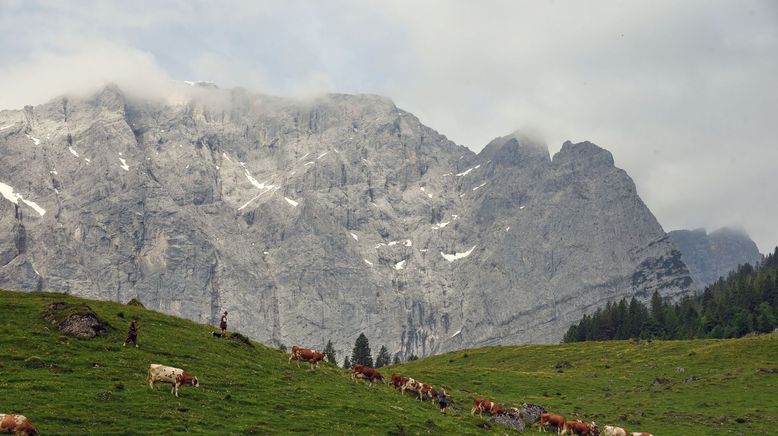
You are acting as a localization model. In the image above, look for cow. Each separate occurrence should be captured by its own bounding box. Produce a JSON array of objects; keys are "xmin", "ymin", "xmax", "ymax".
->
[
  {"xmin": 351, "ymin": 364, "xmax": 384, "ymax": 387},
  {"xmin": 400, "ymin": 377, "xmax": 418, "ymax": 396},
  {"xmin": 288, "ymin": 346, "xmax": 328, "ymax": 370},
  {"xmin": 562, "ymin": 419, "xmax": 598, "ymax": 435},
  {"xmin": 390, "ymin": 374, "xmax": 409, "ymax": 390},
  {"xmin": 508, "ymin": 407, "xmax": 525, "ymax": 419},
  {"xmin": 147, "ymin": 364, "xmax": 200, "ymax": 397},
  {"xmin": 603, "ymin": 426, "xmax": 627, "ymax": 436},
  {"xmin": 0, "ymin": 414, "xmax": 37, "ymax": 436},
  {"xmin": 538, "ymin": 413, "xmax": 566, "ymax": 433},
  {"xmin": 471, "ymin": 398, "xmax": 504, "ymax": 417},
  {"xmin": 630, "ymin": 433, "xmax": 654, "ymax": 436}
]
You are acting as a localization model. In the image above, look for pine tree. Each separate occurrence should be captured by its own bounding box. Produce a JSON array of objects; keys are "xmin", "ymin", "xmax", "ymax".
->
[
  {"xmin": 342, "ymin": 356, "xmax": 351, "ymax": 369},
  {"xmin": 323, "ymin": 340, "xmax": 337, "ymax": 364},
  {"xmin": 392, "ymin": 355, "xmax": 401, "ymax": 365},
  {"xmin": 374, "ymin": 345, "xmax": 390, "ymax": 368},
  {"xmin": 407, "ymin": 354, "xmax": 419, "ymax": 361},
  {"xmin": 351, "ymin": 333, "xmax": 373, "ymax": 367}
]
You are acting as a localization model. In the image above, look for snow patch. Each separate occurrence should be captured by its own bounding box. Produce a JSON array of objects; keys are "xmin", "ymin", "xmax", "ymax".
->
[
  {"xmin": 363, "ymin": 259, "xmax": 373, "ymax": 266},
  {"xmin": 455, "ymin": 165, "xmax": 480, "ymax": 177},
  {"xmin": 68, "ymin": 147, "xmax": 79, "ymax": 157},
  {"xmin": 317, "ymin": 151, "xmax": 329, "ymax": 159},
  {"xmin": 440, "ymin": 245, "xmax": 476, "ymax": 262},
  {"xmin": 26, "ymin": 134, "xmax": 40, "ymax": 145},
  {"xmin": 244, "ymin": 169, "xmax": 275, "ymax": 190},
  {"xmin": 394, "ymin": 260, "xmax": 406, "ymax": 270},
  {"xmin": 299, "ymin": 152, "xmax": 310, "ymax": 160},
  {"xmin": 472, "ymin": 182, "xmax": 487, "ymax": 191},
  {"xmin": 520, "ymin": 205, "xmax": 525, "ymax": 209},
  {"xmin": 85, "ymin": 158, "xmax": 91, "ymax": 163},
  {"xmin": 0, "ymin": 125, "xmax": 12, "ymax": 131},
  {"xmin": 284, "ymin": 197, "xmax": 299, "ymax": 207},
  {"xmin": 0, "ymin": 182, "xmax": 46, "ymax": 216},
  {"xmin": 304, "ymin": 161, "xmax": 315, "ymax": 166},
  {"xmin": 451, "ymin": 329, "xmax": 462, "ymax": 338},
  {"xmin": 350, "ymin": 233, "xmax": 359, "ymax": 241},
  {"xmin": 432, "ymin": 221, "xmax": 450, "ymax": 230},
  {"xmin": 119, "ymin": 158, "xmax": 129, "ymax": 171},
  {"xmin": 222, "ymin": 152, "xmax": 231, "ymax": 162},
  {"xmin": 49, "ymin": 170, "xmax": 58, "ymax": 175},
  {"xmin": 506, "ymin": 227, "xmax": 511, "ymax": 231},
  {"xmin": 403, "ymin": 239, "xmax": 412, "ymax": 247}
]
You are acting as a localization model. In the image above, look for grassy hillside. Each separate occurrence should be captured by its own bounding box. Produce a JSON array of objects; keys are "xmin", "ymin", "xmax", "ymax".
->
[
  {"xmin": 2, "ymin": 290, "xmax": 776, "ymax": 435},
  {"xmin": 391, "ymin": 334, "xmax": 778, "ymax": 435}
]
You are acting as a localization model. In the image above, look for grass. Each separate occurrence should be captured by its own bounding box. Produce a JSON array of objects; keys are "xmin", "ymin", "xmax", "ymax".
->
[{"xmin": 2, "ymin": 289, "xmax": 777, "ymax": 435}]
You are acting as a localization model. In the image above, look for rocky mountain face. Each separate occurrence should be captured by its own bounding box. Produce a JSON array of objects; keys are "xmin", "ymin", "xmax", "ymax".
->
[
  {"xmin": 0, "ymin": 85, "xmax": 692, "ymax": 359},
  {"xmin": 669, "ymin": 228, "xmax": 763, "ymax": 289}
]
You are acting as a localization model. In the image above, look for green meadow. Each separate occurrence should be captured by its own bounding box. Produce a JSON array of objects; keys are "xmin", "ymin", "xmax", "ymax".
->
[{"xmin": 1, "ymin": 290, "xmax": 776, "ymax": 435}]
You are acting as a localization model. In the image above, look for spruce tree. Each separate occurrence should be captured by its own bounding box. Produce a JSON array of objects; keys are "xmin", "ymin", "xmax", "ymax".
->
[
  {"xmin": 343, "ymin": 356, "xmax": 351, "ymax": 369},
  {"xmin": 351, "ymin": 333, "xmax": 373, "ymax": 367},
  {"xmin": 392, "ymin": 355, "xmax": 401, "ymax": 365},
  {"xmin": 323, "ymin": 340, "xmax": 337, "ymax": 364},
  {"xmin": 375, "ymin": 345, "xmax": 390, "ymax": 368}
]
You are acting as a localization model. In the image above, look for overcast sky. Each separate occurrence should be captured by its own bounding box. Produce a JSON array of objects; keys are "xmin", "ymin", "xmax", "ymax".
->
[{"xmin": 1, "ymin": 0, "xmax": 776, "ymax": 252}]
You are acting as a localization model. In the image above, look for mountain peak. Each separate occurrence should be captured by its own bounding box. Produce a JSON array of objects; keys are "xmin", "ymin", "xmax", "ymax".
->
[
  {"xmin": 553, "ymin": 140, "xmax": 615, "ymax": 169},
  {"xmin": 478, "ymin": 132, "xmax": 549, "ymax": 166}
]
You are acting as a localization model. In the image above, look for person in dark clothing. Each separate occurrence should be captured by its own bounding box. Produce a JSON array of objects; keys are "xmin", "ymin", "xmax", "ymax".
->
[
  {"xmin": 123, "ymin": 318, "xmax": 139, "ymax": 348},
  {"xmin": 437, "ymin": 384, "xmax": 450, "ymax": 414},
  {"xmin": 219, "ymin": 311, "xmax": 228, "ymax": 336}
]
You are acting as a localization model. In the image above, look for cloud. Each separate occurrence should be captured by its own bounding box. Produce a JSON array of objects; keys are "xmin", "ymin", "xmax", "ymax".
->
[
  {"xmin": 0, "ymin": 40, "xmax": 178, "ymax": 108},
  {"xmin": 0, "ymin": 0, "xmax": 775, "ymax": 252}
]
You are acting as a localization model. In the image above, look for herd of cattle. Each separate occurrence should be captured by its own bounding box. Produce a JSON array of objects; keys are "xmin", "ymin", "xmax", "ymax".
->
[
  {"xmin": 287, "ymin": 345, "xmax": 656, "ymax": 436},
  {"xmin": 2, "ymin": 341, "xmax": 655, "ymax": 435}
]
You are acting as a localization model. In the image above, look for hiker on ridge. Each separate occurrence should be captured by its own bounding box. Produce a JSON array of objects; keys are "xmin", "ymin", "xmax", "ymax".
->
[
  {"xmin": 219, "ymin": 311, "xmax": 228, "ymax": 336},
  {"xmin": 123, "ymin": 318, "xmax": 139, "ymax": 348}
]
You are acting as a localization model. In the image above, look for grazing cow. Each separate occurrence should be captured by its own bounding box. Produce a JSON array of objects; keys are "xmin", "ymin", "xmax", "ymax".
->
[
  {"xmin": 562, "ymin": 419, "xmax": 598, "ymax": 435},
  {"xmin": 147, "ymin": 364, "xmax": 200, "ymax": 397},
  {"xmin": 538, "ymin": 413, "xmax": 566, "ymax": 433},
  {"xmin": 471, "ymin": 398, "xmax": 504, "ymax": 417},
  {"xmin": 351, "ymin": 364, "xmax": 384, "ymax": 387},
  {"xmin": 0, "ymin": 414, "xmax": 37, "ymax": 436},
  {"xmin": 390, "ymin": 374, "xmax": 409, "ymax": 390},
  {"xmin": 603, "ymin": 426, "xmax": 627, "ymax": 436},
  {"xmin": 288, "ymin": 346, "xmax": 328, "ymax": 370}
]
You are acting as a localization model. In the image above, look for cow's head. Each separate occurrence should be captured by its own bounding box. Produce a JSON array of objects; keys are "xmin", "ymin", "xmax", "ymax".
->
[
  {"xmin": 192, "ymin": 376, "xmax": 200, "ymax": 387},
  {"xmin": 322, "ymin": 355, "xmax": 329, "ymax": 363}
]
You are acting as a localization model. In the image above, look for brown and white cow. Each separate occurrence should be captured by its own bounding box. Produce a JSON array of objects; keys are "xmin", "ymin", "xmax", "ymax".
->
[
  {"xmin": 562, "ymin": 419, "xmax": 598, "ymax": 435},
  {"xmin": 471, "ymin": 398, "xmax": 504, "ymax": 416},
  {"xmin": 148, "ymin": 364, "xmax": 200, "ymax": 397},
  {"xmin": 538, "ymin": 413, "xmax": 567, "ymax": 433},
  {"xmin": 0, "ymin": 414, "xmax": 37, "ymax": 436},
  {"xmin": 390, "ymin": 374, "xmax": 409, "ymax": 390},
  {"xmin": 288, "ymin": 346, "xmax": 328, "ymax": 370},
  {"xmin": 351, "ymin": 364, "xmax": 384, "ymax": 387},
  {"xmin": 402, "ymin": 379, "xmax": 438, "ymax": 401},
  {"xmin": 603, "ymin": 426, "xmax": 627, "ymax": 436}
]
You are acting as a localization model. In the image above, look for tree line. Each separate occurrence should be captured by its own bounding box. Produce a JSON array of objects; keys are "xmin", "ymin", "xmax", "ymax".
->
[
  {"xmin": 564, "ymin": 247, "xmax": 778, "ymax": 342},
  {"xmin": 320, "ymin": 333, "xmax": 419, "ymax": 369}
]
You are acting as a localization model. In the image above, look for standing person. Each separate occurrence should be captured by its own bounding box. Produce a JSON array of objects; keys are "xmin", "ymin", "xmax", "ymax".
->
[
  {"xmin": 437, "ymin": 384, "xmax": 450, "ymax": 414},
  {"xmin": 123, "ymin": 318, "xmax": 139, "ymax": 348},
  {"xmin": 219, "ymin": 311, "xmax": 228, "ymax": 336}
]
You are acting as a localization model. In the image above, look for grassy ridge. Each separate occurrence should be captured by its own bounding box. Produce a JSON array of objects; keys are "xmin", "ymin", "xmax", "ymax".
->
[
  {"xmin": 0, "ymin": 290, "xmax": 486, "ymax": 435},
  {"xmin": 2, "ymin": 290, "xmax": 776, "ymax": 435}
]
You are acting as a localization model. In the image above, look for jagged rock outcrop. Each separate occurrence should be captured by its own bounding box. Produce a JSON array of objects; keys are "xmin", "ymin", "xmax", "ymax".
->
[
  {"xmin": 669, "ymin": 227, "xmax": 763, "ymax": 289},
  {"xmin": 0, "ymin": 85, "xmax": 692, "ymax": 358}
]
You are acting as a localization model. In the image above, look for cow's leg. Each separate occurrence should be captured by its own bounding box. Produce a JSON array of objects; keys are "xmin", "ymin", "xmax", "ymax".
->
[
  {"xmin": 174, "ymin": 383, "xmax": 180, "ymax": 397},
  {"xmin": 471, "ymin": 405, "xmax": 476, "ymax": 416},
  {"xmin": 149, "ymin": 379, "xmax": 154, "ymax": 390}
]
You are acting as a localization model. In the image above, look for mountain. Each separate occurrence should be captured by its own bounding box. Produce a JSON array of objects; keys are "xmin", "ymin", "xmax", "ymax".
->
[
  {"xmin": 669, "ymin": 227, "xmax": 763, "ymax": 288},
  {"xmin": 0, "ymin": 85, "xmax": 692, "ymax": 359}
]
